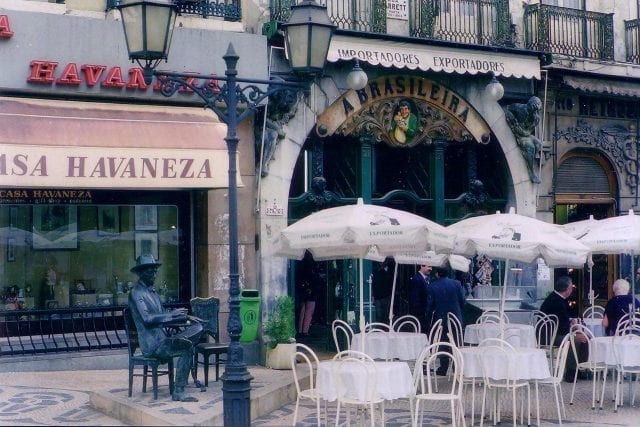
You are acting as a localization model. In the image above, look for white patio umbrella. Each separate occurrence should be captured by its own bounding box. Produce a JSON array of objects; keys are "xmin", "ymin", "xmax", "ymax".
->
[
  {"xmin": 447, "ymin": 207, "xmax": 590, "ymax": 331},
  {"xmin": 273, "ymin": 198, "xmax": 455, "ymax": 348},
  {"xmin": 571, "ymin": 210, "xmax": 640, "ymax": 312}
]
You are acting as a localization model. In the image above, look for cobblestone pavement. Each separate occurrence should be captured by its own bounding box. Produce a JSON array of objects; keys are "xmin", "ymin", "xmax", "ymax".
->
[
  {"xmin": 0, "ymin": 371, "xmax": 125, "ymax": 426},
  {"xmin": 1, "ymin": 367, "xmax": 639, "ymax": 426},
  {"xmin": 253, "ymin": 375, "xmax": 639, "ymax": 427}
]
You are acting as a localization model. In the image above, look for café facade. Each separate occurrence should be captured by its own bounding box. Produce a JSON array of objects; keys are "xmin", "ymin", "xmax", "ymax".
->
[{"xmin": 0, "ymin": 4, "xmax": 265, "ymax": 354}]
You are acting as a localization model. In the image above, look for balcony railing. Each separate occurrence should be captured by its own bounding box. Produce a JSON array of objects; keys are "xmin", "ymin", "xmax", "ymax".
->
[
  {"xmin": 410, "ymin": 0, "xmax": 513, "ymax": 46},
  {"xmin": 107, "ymin": 0, "xmax": 241, "ymax": 22},
  {"xmin": 524, "ymin": 4, "xmax": 613, "ymax": 60},
  {"xmin": 626, "ymin": 19, "xmax": 640, "ymax": 64},
  {"xmin": 269, "ymin": 0, "xmax": 513, "ymax": 47}
]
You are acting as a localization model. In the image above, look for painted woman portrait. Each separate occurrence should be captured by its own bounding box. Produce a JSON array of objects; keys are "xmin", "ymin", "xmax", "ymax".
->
[{"xmin": 390, "ymin": 99, "xmax": 418, "ymax": 144}]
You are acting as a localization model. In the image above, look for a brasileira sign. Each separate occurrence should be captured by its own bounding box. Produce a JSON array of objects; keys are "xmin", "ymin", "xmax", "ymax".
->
[{"xmin": 316, "ymin": 75, "xmax": 491, "ymax": 146}]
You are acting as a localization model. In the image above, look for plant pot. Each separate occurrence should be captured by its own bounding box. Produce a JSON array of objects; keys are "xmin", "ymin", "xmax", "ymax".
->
[{"xmin": 265, "ymin": 342, "xmax": 296, "ymax": 370}]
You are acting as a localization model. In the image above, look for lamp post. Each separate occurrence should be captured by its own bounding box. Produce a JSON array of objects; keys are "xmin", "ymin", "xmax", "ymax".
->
[{"xmin": 116, "ymin": 1, "xmax": 334, "ymax": 425}]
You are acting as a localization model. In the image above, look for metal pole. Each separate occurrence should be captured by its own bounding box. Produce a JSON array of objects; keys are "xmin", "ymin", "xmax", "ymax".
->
[
  {"xmin": 220, "ymin": 46, "xmax": 252, "ymax": 426},
  {"xmin": 152, "ymin": 43, "xmax": 305, "ymax": 425}
]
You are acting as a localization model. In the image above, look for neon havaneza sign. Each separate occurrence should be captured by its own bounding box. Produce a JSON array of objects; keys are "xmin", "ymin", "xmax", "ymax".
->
[{"xmin": 26, "ymin": 60, "xmax": 221, "ymax": 94}]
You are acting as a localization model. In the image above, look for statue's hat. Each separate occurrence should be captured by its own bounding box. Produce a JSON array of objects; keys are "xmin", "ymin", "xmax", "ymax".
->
[{"xmin": 130, "ymin": 254, "xmax": 162, "ymax": 273}]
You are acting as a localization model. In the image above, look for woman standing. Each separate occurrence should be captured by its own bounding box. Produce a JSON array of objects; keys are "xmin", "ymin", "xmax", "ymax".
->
[{"xmin": 297, "ymin": 252, "xmax": 318, "ymax": 338}]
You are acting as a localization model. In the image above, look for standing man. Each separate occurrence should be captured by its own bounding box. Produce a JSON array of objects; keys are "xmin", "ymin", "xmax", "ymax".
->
[
  {"xmin": 129, "ymin": 254, "xmax": 203, "ymax": 402},
  {"xmin": 540, "ymin": 275, "xmax": 587, "ymax": 381},
  {"xmin": 409, "ymin": 264, "xmax": 432, "ymax": 334},
  {"xmin": 372, "ymin": 257, "xmax": 394, "ymax": 323},
  {"xmin": 426, "ymin": 267, "xmax": 466, "ymax": 376}
]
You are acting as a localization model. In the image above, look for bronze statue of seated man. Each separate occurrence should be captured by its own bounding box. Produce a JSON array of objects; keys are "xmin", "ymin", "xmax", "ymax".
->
[{"xmin": 128, "ymin": 254, "xmax": 203, "ymax": 402}]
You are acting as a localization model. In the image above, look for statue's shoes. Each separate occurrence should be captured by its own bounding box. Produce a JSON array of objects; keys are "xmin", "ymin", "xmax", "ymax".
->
[{"xmin": 172, "ymin": 393, "xmax": 198, "ymax": 402}]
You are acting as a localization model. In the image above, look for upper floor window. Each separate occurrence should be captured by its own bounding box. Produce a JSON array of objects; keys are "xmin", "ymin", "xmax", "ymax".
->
[{"xmin": 541, "ymin": 0, "xmax": 584, "ymax": 9}]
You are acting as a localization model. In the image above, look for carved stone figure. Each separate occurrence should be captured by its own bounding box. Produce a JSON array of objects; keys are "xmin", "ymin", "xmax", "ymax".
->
[
  {"xmin": 128, "ymin": 254, "xmax": 203, "ymax": 402},
  {"xmin": 255, "ymin": 89, "xmax": 299, "ymax": 177},
  {"xmin": 503, "ymin": 96, "xmax": 543, "ymax": 183},
  {"xmin": 462, "ymin": 179, "xmax": 489, "ymax": 217}
]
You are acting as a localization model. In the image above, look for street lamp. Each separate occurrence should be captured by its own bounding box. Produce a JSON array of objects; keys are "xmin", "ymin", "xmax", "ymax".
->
[{"xmin": 116, "ymin": 1, "xmax": 334, "ymax": 425}]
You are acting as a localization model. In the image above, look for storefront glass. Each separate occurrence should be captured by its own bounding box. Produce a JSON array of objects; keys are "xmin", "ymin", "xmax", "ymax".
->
[{"xmin": 0, "ymin": 190, "xmax": 190, "ymax": 312}]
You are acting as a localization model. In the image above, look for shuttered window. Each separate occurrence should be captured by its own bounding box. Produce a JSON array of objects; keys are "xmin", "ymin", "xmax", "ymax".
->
[{"xmin": 556, "ymin": 156, "xmax": 610, "ymax": 194}]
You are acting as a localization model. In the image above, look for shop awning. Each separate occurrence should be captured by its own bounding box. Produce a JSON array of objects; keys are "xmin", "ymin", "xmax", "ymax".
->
[
  {"xmin": 562, "ymin": 75, "xmax": 640, "ymax": 98},
  {"xmin": 0, "ymin": 97, "xmax": 235, "ymax": 189},
  {"xmin": 327, "ymin": 35, "xmax": 541, "ymax": 79}
]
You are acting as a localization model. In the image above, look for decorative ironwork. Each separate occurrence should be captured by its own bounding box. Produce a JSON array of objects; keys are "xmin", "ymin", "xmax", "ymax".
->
[
  {"xmin": 410, "ymin": 0, "xmax": 513, "ymax": 47},
  {"xmin": 334, "ymin": 97, "xmax": 473, "ymax": 147},
  {"xmin": 153, "ymin": 46, "xmax": 305, "ymax": 425},
  {"xmin": 109, "ymin": 0, "xmax": 241, "ymax": 21},
  {"xmin": 555, "ymin": 119, "xmax": 638, "ymax": 194},
  {"xmin": 524, "ymin": 3, "xmax": 614, "ymax": 60},
  {"xmin": 625, "ymin": 19, "xmax": 640, "ymax": 64},
  {"xmin": 270, "ymin": 0, "xmax": 385, "ymax": 32}
]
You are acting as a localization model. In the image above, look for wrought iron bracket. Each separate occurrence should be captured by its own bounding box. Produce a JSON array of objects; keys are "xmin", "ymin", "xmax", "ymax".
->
[{"xmin": 153, "ymin": 72, "xmax": 307, "ymax": 127}]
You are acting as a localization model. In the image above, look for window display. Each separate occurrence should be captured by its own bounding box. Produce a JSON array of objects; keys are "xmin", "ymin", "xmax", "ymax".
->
[{"xmin": 0, "ymin": 202, "xmax": 181, "ymax": 310}]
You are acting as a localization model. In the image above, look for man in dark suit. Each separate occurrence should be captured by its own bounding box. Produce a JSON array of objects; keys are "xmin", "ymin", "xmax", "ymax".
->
[
  {"xmin": 540, "ymin": 275, "xmax": 587, "ymax": 381},
  {"xmin": 426, "ymin": 267, "xmax": 466, "ymax": 375},
  {"xmin": 409, "ymin": 264, "xmax": 431, "ymax": 335}
]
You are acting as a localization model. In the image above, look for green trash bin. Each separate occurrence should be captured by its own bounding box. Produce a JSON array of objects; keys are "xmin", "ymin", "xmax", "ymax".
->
[{"xmin": 239, "ymin": 289, "xmax": 261, "ymax": 342}]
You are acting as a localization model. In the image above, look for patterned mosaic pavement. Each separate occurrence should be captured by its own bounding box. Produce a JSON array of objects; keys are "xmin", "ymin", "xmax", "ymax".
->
[{"xmin": 1, "ymin": 365, "xmax": 639, "ymax": 426}]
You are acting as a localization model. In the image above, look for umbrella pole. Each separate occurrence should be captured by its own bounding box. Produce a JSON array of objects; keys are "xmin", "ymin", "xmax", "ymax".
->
[
  {"xmin": 368, "ymin": 273, "xmax": 373, "ymax": 328},
  {"xmin": 500, "ymin": 259, "xmax": 510, "ymax": 341},
  {"xmin": 632, "ymin": 256, "xmax": 636, "ymax": 318},
  {"xmin": 589, "ymin": 258, "xmax": 594, "ymax": 320},
  {"xmin": 389, "ymin": 263, "xmax": 399, "ymax": 328},
  {"xmin": 359, "ymin": 258, "xmax": 366, "ymax": 353}
]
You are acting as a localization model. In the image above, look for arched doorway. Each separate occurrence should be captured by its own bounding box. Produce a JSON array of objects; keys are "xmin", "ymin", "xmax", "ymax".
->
[
  {"xmin": 554, "ymin": 150, "xmax": 617, "ymax": 315},
  {"xmin": 286, "ymin": 76, "xmax": 511, "ymax": 347}
]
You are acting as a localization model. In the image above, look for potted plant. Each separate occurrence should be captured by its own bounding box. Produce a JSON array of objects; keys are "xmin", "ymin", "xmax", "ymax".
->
[{"xmin": 264, "ymin": 295, "xmax": 296, "ymax": 369}]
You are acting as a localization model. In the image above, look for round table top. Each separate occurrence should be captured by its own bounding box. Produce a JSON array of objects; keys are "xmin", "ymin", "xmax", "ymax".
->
[
  {"xmin": 459, "ymin": 346, "xmax": 551, "ymax": 380},
  {"xmin": 316, "ymin": 360, "xmax": 413, "ymax": 402},
  {"xmin": 592, "ymin": 335, "xmax": 640, "ymax": 366},
  {"xmin": 352, "ymin": 331, "xmax": 428, "ymax": 360},
  {"xmin": 464, "ymin": 323, "xmax": 537, "ymax": 348}
]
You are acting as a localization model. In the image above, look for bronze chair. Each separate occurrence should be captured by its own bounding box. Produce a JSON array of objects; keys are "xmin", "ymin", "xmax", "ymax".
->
[
  {"xmin": 123, "ymin": 307, "xmax": 174, "ymax": 400},
  {"xmin": 190, "ymin": 297, "xmax": 229, "ymax": 386}
]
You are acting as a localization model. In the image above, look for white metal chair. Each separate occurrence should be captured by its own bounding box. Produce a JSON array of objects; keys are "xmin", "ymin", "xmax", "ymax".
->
[
  {"xmin": 332, "ymin": 319, "xmax": 354, "ymax": 353},
  {"xmin": 446, "ymin": 312, "xmax": 464, "ymax": 348},
  {"xmin": 613, "ymin": 334, "xmax": 640, "ymax": 412},
  {"xmin": 425, "ymin": 319, "xmax": 444, "ymax": 391},
  {"xmin": 568, "ymin": 324, "xmax": 608, "ymax": 410},
  {"xmin": 614, "ymin": 313, "xmax": 640, "ymax": 336},
  {"xmin": 333, "ymin": 355, "xmax": 385, "ymax": 427},
  {"xmin": 291, "ymin": 343, "xmax": 324, "ymax": 426},
  {"xmin": 428, "ymin": 318, "xmax": 443, "ymax": 345},
  {"xmin": 364, "ymin": 322, "xmax": 391, "ymax": 333},
  {"xmin": 478, "ymin": 338, "xmax": 531, "ymax": 427},
  {"xmin": 582, "ymin": 305, "xmax": 605, "ymax": 319},
  {"xmin": 534, "ymin": 335, "xmax": 571, "ymax": 426},
  {"xmin": 410, "ymin": 342, "xmax": 465, "ymax": 427},
  {"xmin": 392, "ymin": 314, "xmax": 421, "ymax": 333},
  {"xmin": 332, "ymin": 349, "xmax": 374, "ymax": 362},
  {"xmin": 535, "ymin": 313, "xmax": 558, "ymax": 370},
  {"xmin": 477, "ymin": 310, "xmax": 509, "ymax": 325},
  {"xmin": 531, "ymin": 310, "xmax": 546, "ymax": 326}
]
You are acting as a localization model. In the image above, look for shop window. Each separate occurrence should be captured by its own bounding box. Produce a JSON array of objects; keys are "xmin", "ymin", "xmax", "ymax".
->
[{"xmin": 0, "ymin": 201, "xmax": 182, "ymax": 311}]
